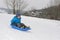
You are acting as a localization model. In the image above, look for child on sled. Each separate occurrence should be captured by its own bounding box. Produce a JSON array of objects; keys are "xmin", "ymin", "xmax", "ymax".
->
[{"xmin": 11, "ymin": 13, "xmax": 29, "ymax": 29}]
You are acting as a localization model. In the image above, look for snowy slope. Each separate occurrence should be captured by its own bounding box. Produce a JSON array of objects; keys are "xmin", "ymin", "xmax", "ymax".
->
[{"xmin": 0, "ymin": 13, "xmax": 60, "ymax": 40}]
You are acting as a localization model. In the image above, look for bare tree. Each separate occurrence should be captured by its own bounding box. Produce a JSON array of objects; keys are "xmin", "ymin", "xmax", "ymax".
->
[
  {"xmin": 50, "ymin": 0, "xmax": 60, "ymax": 6},
  {"xmin": 5, "ymin": 0, "xmax": 28, "ymax": 14},
  {"xmin": 54, "ymin": 0, "xmax": 60, "ymax": 6}
]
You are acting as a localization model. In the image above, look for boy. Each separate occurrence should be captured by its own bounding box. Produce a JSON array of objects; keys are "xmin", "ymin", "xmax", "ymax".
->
[{"xmin": 11, "ymin": 13, "xmax": 27, "ymax": 29}]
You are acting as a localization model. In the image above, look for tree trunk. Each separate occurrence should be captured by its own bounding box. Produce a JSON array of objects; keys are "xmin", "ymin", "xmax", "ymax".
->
[{"xmin": 13, "ymin": 8, "xmax": 15, "ymax": 14}]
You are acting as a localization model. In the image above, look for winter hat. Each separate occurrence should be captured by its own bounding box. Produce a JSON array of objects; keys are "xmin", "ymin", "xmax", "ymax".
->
[{"xmin": 16, "ymin": 13, "xmax": 21, "ymax": 17}]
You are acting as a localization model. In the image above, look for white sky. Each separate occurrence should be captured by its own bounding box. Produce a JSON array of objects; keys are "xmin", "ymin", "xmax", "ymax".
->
[
  {"xmin": 0, "ymin": 0, "xmax": 58, "ymax": 10},
  {"xmin": 0, "ymin": 0, "xmax": 7, "ymax": 8},
  {"xmin": 24, "ymin": 0, "xmax": 51, "ymax": 10}
]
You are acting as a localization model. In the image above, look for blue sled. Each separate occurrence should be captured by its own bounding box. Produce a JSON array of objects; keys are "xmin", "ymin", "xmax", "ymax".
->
[{"xmin": 11, "ymin": 25, "xmax": 31, "ymax": 31}]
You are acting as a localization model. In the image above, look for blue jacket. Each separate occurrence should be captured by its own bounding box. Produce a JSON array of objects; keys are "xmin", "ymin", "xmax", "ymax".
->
[{"xmin": 11, "ymin": 16, "xmax": 21, "ymax": 24}]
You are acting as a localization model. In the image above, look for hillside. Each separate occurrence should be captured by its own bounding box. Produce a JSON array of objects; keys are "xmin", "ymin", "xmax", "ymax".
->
[{"xmin": 0, "ymin": 13, "xmax": 60, "ymax": 40}]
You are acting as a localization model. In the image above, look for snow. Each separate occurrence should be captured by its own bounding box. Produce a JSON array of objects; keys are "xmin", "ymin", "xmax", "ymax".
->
[
  {"xmin": 0, "ymin": 13, "xmax": 60, "ymax": 40},
  {"xmin": 0, "ymin": 0, "xmax": 60, "ymax": 40}
]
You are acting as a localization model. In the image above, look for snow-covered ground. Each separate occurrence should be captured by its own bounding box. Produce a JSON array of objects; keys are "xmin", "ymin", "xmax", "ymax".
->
[
  {"xmin": 0, "ymin": 0, "xmax": 60, "ymax": 40},
  {"xmin": 0, "ymin": 13, "xmax": 60, "ymax": 40}
]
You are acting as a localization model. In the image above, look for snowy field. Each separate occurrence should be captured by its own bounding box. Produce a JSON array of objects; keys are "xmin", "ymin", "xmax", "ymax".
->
[
  {"xmin": 0, "ymin": 0, "xmax": 60, "ymax": 40},
  {"xmin": 0, "ymin": 13, "xmax": 60, "ymax": 40}
]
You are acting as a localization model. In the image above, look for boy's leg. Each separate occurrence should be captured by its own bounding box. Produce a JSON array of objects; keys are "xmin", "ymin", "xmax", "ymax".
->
[
  {"xmin": 11, "ymin": 23, "xmax": 22, "ymax": 28},
  {"xmin": 20, "ymin": 23, "xmax": 27, "ymax": 28},
  {"xmin": 11, "ymin": 23, "xmax": 18, "ymax": 26},
  {"xmin": 16, "ymin": 23, "xmax": 21, "ymax": 28}
]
